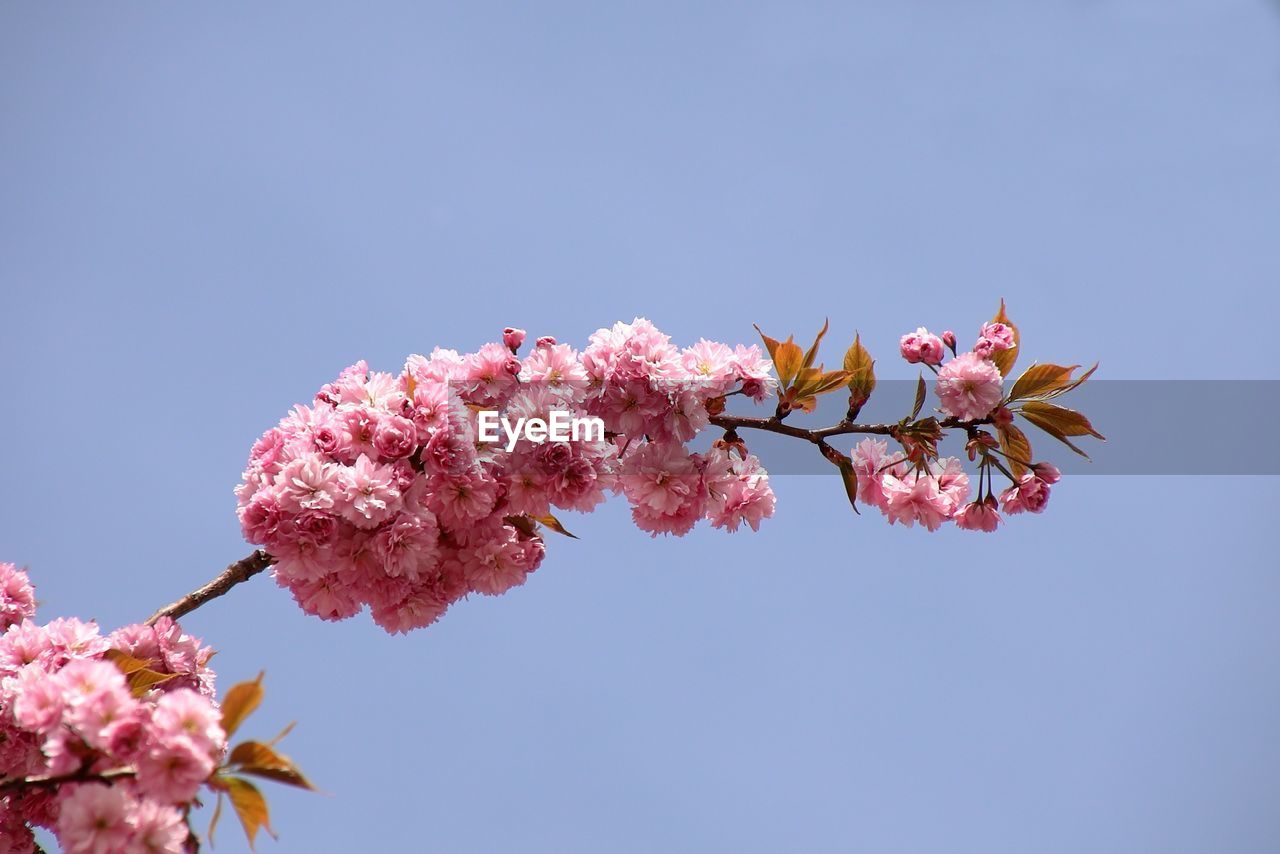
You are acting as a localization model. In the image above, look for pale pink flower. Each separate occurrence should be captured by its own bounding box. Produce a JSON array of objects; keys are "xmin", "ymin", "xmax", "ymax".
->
[
  {"xmin": 681, "ymin": 339, "xmax": 738, "ymax": 398},
  {"xmin": 337, "ymin": 454, "xmax": 402, "ymax": 528},
  {"xmin": 954, "ymin": 497, "xmax": 1001, "ymax": 532},
  {"xmin": 151, "ymin": 689, "xmax": 224, "ymax": 755},
  {"xmin": 731, "ymin": 344, "xmax": 777, "ymax": 401},
  {"xmin": 461, "ymin": 342, "xmax": 521, "ymax": 405},
  {"xmin": 461, "ymin": 533, "xmax": 531, "ymax": 596},
  {"xmin": 129, "ymin": 800, "xmax": 188, "ymax": 854},
  {"xmin": 520, "ymin": 342, "xmax": 587, "ymax": 389},
  {"xmin": 851, "ymin": 439, "xmax": 907, "ymax": 509},
  {"xmin": 11, "ymin": 666, "xmax": 66, "ymax": 733},
  {"xmin": 287, "ymin": 574, "xmax": 363, "ymax": 622},
  {"xmin": 370, "ymin": 513, "xmax": 440, "ymax": 582},
  {"xmin": 0, "ymin": 563, "xmax": 36, "ymax": 631},
  {"xmin": 503, "ymin": 327, "xmax": 527, "ymax": 352},
  {"xmin": 881, "ymin": 472, "xmax": 957, "ymax": 531},
  {"xmin": 373, "ymin": 415, "xmax": 417, "ymax": 461},
  {"xmin": 1031, "ymin": 462, "xmax": 1062, "ymax": 484},
  {"xmin": 426, "ymin": 472, "xmax": 499, "ymax": 529},
  {"xmin": 277, "ymin": 455, "xmax": 339, "ymax": 513},
  {"xmin": 1000, "ymin": 474, "xmax": 1051, "ymax": 514},
  {"xmin": 705, "ymin": 454, "xmax": 776, "ymax": 533},
  {"xmin": 899, "ymin": 327, "xmax": 945, "ymax": 366},
  {"xmin": 56, "ymin": 784, "xmax": 134, "ymax": 854},
  {"xmin": 136, "ymin": 733, "xmax": 216, "ymax": 804},
  {"xmin": 370, "ymin": 585, "xmax": 449, "ymax": 634},
  {"xmin": 975, "ymin": 322, "xmax": 1016, "ymax": 358},
  {"xmin": 935, "ymin": 352, "xmax": 1003, "ymax": 421}
]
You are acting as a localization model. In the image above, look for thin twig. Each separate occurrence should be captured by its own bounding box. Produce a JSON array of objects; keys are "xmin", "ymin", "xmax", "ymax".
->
[
  {"xmin": 146, "ymin": 550, "xmax": 275, "ymax": 625},
  {"xmin": 0, "ymin": 766, "xmax": 134, "ymax": 792}
]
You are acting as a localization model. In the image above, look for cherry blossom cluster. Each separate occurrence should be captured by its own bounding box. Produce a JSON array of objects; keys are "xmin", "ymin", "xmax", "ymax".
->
[
  {"xmin": 0, "ymin": 563, "xmax": 222, "ymax": 854},
  {"xmin": 864, "ymin": 319, "xmax": 1068, "ymax": 532},
  {"xmin": 851, "ymin": 438, "xmax": 1062, "ymax": 532},
  {"xmin": 237, "ymin": 319, "xmax": 779, "ymax": 634}
]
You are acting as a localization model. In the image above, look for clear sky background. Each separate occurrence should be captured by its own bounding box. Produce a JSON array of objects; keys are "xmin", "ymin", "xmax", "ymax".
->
[{"xmin": 2, "ymin": 2, "xmax": 1279, "ymax": 852}]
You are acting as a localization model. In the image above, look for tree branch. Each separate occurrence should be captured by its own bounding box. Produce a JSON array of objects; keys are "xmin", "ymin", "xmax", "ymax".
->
[
  {"xmin": 708, "ymin": 413, "xmax": 983, "ymax": 443},
  {"xmin": 142, "ymin": 415, "xmax": 985, "ymax": 626},
  {"xmin": 0, "ymin": 766, "xmax": 134, "ymax": 793},
  {"xmin": 147, "ymin": 550, "xmax": 275, "ymax": 626}
]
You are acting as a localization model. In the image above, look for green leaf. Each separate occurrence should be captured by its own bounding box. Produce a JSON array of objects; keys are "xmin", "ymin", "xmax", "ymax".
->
[{"xmin": 220, "ymin": 673, "xmax": 265, "ymax": 740}]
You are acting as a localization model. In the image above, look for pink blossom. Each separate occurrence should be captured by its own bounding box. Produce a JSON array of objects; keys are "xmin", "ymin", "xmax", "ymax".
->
[
  {"xmin": 1031, "ymin": 462, "xmax": 1062, "ymax": 484},
  {"xmin": 1000, "ymin": 474, "xmax": 1051, "ymax": 514},
  {"xmin": 681, "ymin": 339, "xmax": 738, "ymax": 397},
  {"xmin": 899, "ymin": 327, "xmax": 946, "ymax": 366},
  {"xmin": 954, "ymin": 497, "xmax": 1001, "ymax": 532},
  {"xmin": 731, "ymin": 344, "xmax": 776, "ymax": 401},
  {"xmin": 520, "ymin": 341, "xmax": 587, "ymax": 389},
  {"xmin": 337, "ymin": 454, "xmax": 402, "ymax": 528},
  {"xmin": 370, "ymin": 513, "xmax": 440, "ymax": 582},
  {"xmin": 503, "ymin": 327, "xmax": 527, "ymax": 352},
  {"xmin": 373, "ymin": 415, "xmax": 417, "ymax": 461},
  {"xmin": 880, "ymin": 471, "xmax": 958, "ymax": 531},
  {"xmin": 130, "ymin": 800, "xmax": 188, "ymax": 854},
  {"xmin": 935, "ymin": 352, "xmax": 1003, "ymax": 421},
  {"xmin": 0, "ymin": 563, "xmax": 36, "ymax": 630},
  {"xmin": 705, "ymin": 454, "xmax": 776, "ymax": 533},
  {"xmin": 975, "ymin": 322, "xmax": 1016, "ymax": 358},
  {"xmin": 851, "ymin": 439, "xmax": 907, "ymax": 509},
  {"xmin": 56, "ymin": 784, "xmax": 134, "ymax": 854},
  {"xmin": 277, "ymin": 455, "xmax": 339, "ymax": 513}
]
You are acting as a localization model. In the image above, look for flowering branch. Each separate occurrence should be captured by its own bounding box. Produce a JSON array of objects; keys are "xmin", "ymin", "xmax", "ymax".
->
[
  {"xmin": 146, "ymin": 550, "xmax": 275, "ymax": 626},
  {"xmin": 708, "ymin": 413, "xmax": 984, "ymax": 442}
]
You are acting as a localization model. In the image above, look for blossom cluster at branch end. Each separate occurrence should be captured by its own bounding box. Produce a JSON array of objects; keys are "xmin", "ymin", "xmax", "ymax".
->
[
  {"xmin": 239, "ymin": 307, "xmax": 1102, "ymax": 634},
  {"xmin": 237, "ymin": 319, "xmax": 780, "ymax": 635},
  {"xmin": 0, "ymin": 563, "xmax": 222, "ymax": 854}
]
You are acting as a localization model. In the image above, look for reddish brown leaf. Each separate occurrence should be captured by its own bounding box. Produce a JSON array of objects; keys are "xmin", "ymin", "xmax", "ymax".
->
[
  {"xmin": 998, "ymin": 423, "xmax": 1033, "ymax": 479},
  {"xmin": 220, "ymin": 673, "xmax": 265, "ymax": 740},
  {"xmin": 1008, "ymin": 363, "xmax": 1079, "ymax": 402},
  {"xmin": 1019, "ymin": 401, "xmax": 1105, "ymax": 439},
  {"xmin": 225, "ymin": 776, "xmax": 275, "ymax": 850}
]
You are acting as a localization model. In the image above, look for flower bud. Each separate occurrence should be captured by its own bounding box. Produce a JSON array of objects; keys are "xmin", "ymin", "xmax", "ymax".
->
[
  {"xmin": 503, "ymin": 327, "xmax": 527, "ymax": 353},
  {"xmin": 1030, "ymin": 461, "xmax": 1062, "ymax": 484}
]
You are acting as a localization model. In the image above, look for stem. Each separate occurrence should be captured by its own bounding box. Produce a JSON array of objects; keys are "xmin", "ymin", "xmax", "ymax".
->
[
  {"xmin": 0, "ymin": 766, "xmax": 134, "ymax": 792},
  {"xmin": 708, "ymin": 413, "xmax": 982, "ymax": 443},
  {"xmin": 146, "ymin": 550, "xmax": 275, "ymax": 626},
  {"xmin": 143, "ymin": 414, "xmax": 989, "ymax": 625}
]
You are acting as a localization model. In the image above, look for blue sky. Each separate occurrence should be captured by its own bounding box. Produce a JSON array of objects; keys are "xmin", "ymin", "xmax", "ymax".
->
[{"xmin": 2, "ymin": 2, "xmax": 1278, "ymax": 851}]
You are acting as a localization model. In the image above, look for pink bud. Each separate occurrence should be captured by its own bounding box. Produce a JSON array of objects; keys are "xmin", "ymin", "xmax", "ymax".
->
[
  {"xmin": 1030, "ymin": 462, "xmax": 1061, "ymax": 484},
  {"xmin": 535, "ymin": 335, "xmax": 557, "ymax": 349},
  {"xmin": 899, "ymin": 328, "xmax": 944, "ymax": 365},
  {"xmin": 942, "ymin": 330, "xmax": 956, "ymax": 351},
  {"xmin": 503, "ymin": 328, "xmax": 526, "ymax": 353},
  {"xmin": 992, "ymin": 405, "xmax": 1014, "ymax": 427}
]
